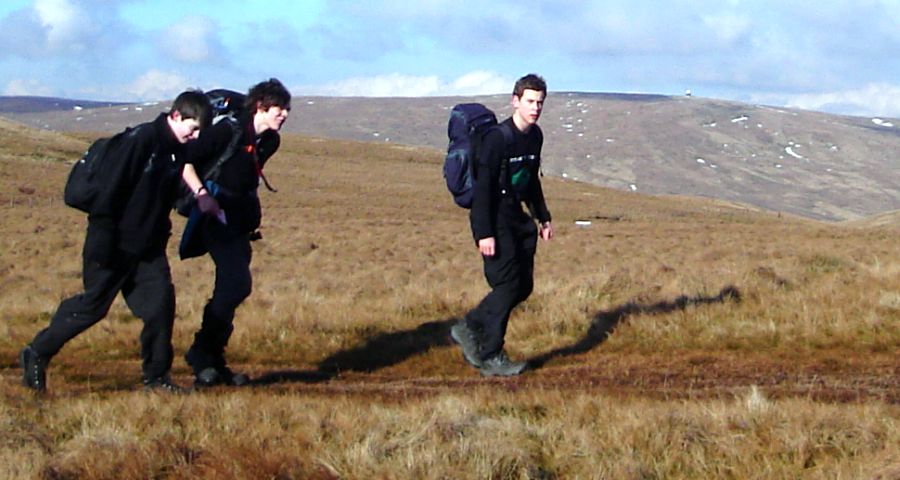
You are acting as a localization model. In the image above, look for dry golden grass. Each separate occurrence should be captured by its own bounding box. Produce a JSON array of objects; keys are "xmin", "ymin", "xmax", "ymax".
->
[{"xmin": 0, "ymin": 125, "xmax": 898, "ymax": 479}]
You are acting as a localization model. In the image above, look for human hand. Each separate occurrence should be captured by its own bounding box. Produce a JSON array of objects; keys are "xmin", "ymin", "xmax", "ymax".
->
[
  {"xmin": 196, "ymin": 192, "xmax": 221, "ymax": 217},
  {"xmin": 478, "ymin": 237, "xmax": 496, "ymax": 257},
  {"xmin": 540, "ymin": 221, "xmax": 554, "ymax": 241}
]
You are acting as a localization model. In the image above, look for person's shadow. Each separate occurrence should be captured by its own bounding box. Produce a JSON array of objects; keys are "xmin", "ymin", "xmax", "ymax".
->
[
  {"xmin": 250, "ymin": 285, "xmax": 740, "ymax": 384},
  {"xmin": 250, "ymin": 318, "xmax": 457, "ymax": 385},
  {"xmin": 526, "ymin": 285, "xmax": 741, "ymax": 369}
]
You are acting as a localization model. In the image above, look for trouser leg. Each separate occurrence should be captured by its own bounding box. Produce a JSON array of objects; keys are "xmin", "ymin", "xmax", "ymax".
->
[
  {"xmin": 467, "ymin": 227, "xmax": 537, "ymax": 360},
  {"xmin": 122, "ymin": 251, "xmax": 176, "ymax": 381},
  {"xmin": 190, "ymin": 233, "xmax": 252, "ymax": 370},
  {"xmin": 30, "ymin": 235, "xmax": 132, "ymax": 358}
]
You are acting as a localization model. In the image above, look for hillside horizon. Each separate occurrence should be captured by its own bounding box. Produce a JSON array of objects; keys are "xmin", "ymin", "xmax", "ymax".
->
[{"xmin": 3, "ymin": 91, "xmax": 899, "ymax": 223}]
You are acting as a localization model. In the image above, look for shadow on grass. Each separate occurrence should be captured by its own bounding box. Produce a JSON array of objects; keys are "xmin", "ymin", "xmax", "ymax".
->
[
  {"xmin": 251, "ymin": 317, "xmax": 458, "ymax": 385},
  {"xmin": 251, "ymin": 285, "xmax": 740, "ymax": 384},
  {"xmin": 526, "ymin": 285, "xmax": 741, "ymax": 370}
]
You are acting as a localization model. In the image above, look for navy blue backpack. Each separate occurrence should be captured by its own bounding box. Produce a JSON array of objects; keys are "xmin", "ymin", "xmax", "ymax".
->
[{"xmin": 443, "ymin": 103, "xmax": 512, "ymax": 208}]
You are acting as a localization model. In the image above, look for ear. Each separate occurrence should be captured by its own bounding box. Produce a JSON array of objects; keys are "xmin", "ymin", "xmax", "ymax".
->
[{"xmin": 170, "ymin": 110, "xmax": 183, "ymax": 122}]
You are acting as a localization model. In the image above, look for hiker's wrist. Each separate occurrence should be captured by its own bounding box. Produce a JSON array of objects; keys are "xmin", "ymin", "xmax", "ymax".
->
[{"xmin": 194, "ymin": 185, "xmax": 208, "ymax": 198}]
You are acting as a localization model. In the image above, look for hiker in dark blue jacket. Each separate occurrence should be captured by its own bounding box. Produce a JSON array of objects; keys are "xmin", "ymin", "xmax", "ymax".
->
[
  {"xmin": 20, "ymin": 91, "xmax": 211, "ymax": 393},
  {"xmin": 180, "ymin": 78, "xmax": 291, "ymax": 387},
  {"xmin": 451, "ymin": 74, "xmax": 554, "ymax": 376}
]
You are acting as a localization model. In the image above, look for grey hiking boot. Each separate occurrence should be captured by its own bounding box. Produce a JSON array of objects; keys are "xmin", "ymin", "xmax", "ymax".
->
[
  {"xmin": 450, "ymin": 320, "xmax": 483, "ymax": 368},
  {"xmin": 186, "ymin": 346, "xmax": 249, "ymax": 387},
  {"xmin": 143, "ymin": 375, "xmax": 187, "ymax": 394},
  {"xmin": 195, "ymin": 366, "xmax": 249, "ymax": 387},
  {"xmin": 20, "ymin": 345, "xmax": 49, "ymax": 392},
  {"xmin": 479, "ymin": 351, "xmax": 527, "ymax": 377}
]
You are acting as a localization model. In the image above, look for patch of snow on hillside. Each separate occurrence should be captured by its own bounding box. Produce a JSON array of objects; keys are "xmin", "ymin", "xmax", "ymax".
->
[
  {"xmin": 731, "ymin": 115, "xmax": 748, "ymax": 123},
  {"xmin": 696, "ymin": 158, "xmax": 707, "ymax": 164},
  {"xmin": 785, "ymin": 145, "xmax": 804, "ymax": 159},
  {"xmin": 73, "ymin": 105, "xmax": 83, "ymax": 111},
  {"xmin": 872, "ymin": 118, "xmax": 895, "ymax": 127},
  {"xmin": 629, "ymin": 184, "xmax": 637, "ymax": 191}
]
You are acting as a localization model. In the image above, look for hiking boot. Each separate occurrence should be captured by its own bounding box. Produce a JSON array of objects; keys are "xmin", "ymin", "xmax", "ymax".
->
[
  {"xmin": 142, "ymin": 375, "xmax": 187, "ymax": 393},
  {"xmin": 194, "ymin": 366, "xmax": 249, "ymax": 387},
  {"xmin": 450, "ymin": 320, "xmax": 483, "ymax": 368},
  {"xmin": 479, "ymin": 351, "xmax": 527, "ymax": 377},
  {"xmin": 185, "ymin": 345, "xmax": 248, "ymax": 387},
  {"xmin": 20, "ymin": 345, "xmax": 49, "ymax": 392}
]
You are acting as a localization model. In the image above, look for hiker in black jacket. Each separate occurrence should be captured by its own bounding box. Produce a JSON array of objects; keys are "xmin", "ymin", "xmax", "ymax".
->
[
  {"xmin": 180, "ymin": 78, "xmax": 291, "ymax": 387},
  {"xmin": 451, "ymin": 74, "xmax": 554, "ymax": 376},
  {"xmin": 20, "ymin": 91, "xmax": 211, "ymax": 393}
]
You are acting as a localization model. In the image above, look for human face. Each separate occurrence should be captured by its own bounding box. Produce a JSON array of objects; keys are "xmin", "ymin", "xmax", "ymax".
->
[
  {"xmin": 168, "ymin": 112, "xmax": 202, "ymax": 144},
  {"xmin": 512, "ymin": 88, "xmax": 545, "ymax": 131},
  {"xmin": 255, "ymin": 104, "xmax": 290, "ymax": 134}
]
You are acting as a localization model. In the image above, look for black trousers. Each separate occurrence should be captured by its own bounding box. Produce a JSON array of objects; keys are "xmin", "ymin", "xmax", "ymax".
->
[
  {"xmin": 188, "ymin": 220, "xmax": 252, "ymax": 370},
  {"xmin": 466, "ymin": 213, "xmax": 538, "ymax": 360},
  {"xmin": 30, "ymin": 228, "xmax": 176, "ymax": 381}
]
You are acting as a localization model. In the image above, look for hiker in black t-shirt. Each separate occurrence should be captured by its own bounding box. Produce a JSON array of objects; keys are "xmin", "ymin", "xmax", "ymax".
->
[
  {"xmin": 180, "ymin": 78, "xmax": 291, "ymax": 387},
  {"xmin": 20, "ymin": 91, "xmax": 211, "ymax": 393},
  {"xmin": 451, "ymin": 74, "xmax": 554, "ymax": 376}
]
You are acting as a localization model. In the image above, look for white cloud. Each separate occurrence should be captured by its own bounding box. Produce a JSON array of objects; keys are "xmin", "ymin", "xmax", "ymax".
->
[
  {"xmin": 780, "ymin": 83, "xmax": 900, "ymax": 118},
  {"xmin": 124, "ymin": 70, "xmax": 190, "ymax": 101},
  {"xmin": 160, "ymin": 16, "xmax": 224, "ymax": 63},
  {"xmin": 34, "ymin": 0, "xmax": 81, "ymax": 48},
  {"xmin": 4, "ymin": 79, "xmax": 53, "ymax": 96},
  {"xmin": 33, "ymin": 0, "xmax": 92, "ymax": 53},
  {"xmin": 448, "ymin": 71, "xmax": 510, "ymax": 96},
  {"xmin": 303, "ymin": 71, "xmax": 510, "ymax": 97}
]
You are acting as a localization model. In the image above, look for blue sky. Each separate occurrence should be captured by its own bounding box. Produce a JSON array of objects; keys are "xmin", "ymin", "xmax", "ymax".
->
[{"xmin": 1, "ymin": 0, "xmax": 898, "ymax": 117}]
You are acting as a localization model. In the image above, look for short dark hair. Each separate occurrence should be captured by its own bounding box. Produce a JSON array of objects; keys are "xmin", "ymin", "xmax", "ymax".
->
[
  {"xmin": 246, "ymin": 78, "xmax": 292, "ymax": 112},
  {"xmin": 170, "ymin": 90, "xmax": 212, "ymax": 127},
  {"xmin": 513, "ymin": 74, "xmax": 547, "ymax": 98}
]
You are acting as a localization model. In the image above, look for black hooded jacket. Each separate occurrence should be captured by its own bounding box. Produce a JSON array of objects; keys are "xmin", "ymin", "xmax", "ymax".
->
[
  {"xmin": 88, "ymin": 113, "xmax": 187, "ymax": 256},
  {"xmin": 184, "ymin": 112, "xmax": 280, "ymax": 234}
]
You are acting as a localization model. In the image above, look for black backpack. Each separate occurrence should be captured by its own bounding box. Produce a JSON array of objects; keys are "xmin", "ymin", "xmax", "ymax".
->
[
  {"xmin": 63, "ymin": 126, "xmax": 152, "ymax": 213},
  {"xmin": 443, "ymin": 103, "xmax": 513, "ymax": 208}
]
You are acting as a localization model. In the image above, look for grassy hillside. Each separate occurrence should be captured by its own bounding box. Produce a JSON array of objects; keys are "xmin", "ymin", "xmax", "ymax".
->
[
  {"xmin": 6, "ymin": 93, "xmax": 900, "ymax": 221},
  {"xmin": 0, "ymin": 126, "xmax": 897, "ymax": 478}
]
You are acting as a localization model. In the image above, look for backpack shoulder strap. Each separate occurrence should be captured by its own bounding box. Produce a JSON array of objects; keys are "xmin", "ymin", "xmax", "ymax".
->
[
  {"xmin": 497, "ymin": 121, "xmax": 515, "ymax": 148},
  {"xmin": 203, "ymin": 117, "xmax": 243, "ymax": 182}
]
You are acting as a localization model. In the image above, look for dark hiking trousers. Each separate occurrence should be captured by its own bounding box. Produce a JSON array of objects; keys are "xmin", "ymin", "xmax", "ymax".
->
[
  {"xmin": 466, "ymin": 211, "xmax": 538, "ymax": 360},
  {"xmin": 30, "ymin": 229, "xmax": 176, "ymax": 381},
  {"xmin": 188, "ymin": 222, "xmax": 252, "ymax": 370}
]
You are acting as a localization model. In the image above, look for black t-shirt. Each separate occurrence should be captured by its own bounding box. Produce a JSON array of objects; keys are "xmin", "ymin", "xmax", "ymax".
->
[{"xmin": 469, "ymin": 117, "xmax": 551, "ymax": 241}]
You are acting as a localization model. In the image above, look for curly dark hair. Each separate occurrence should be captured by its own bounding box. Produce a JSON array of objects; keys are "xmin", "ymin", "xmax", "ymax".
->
[{"xmin": 245, "ymin": 78, "xmax": 292, "ymax": 112}]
